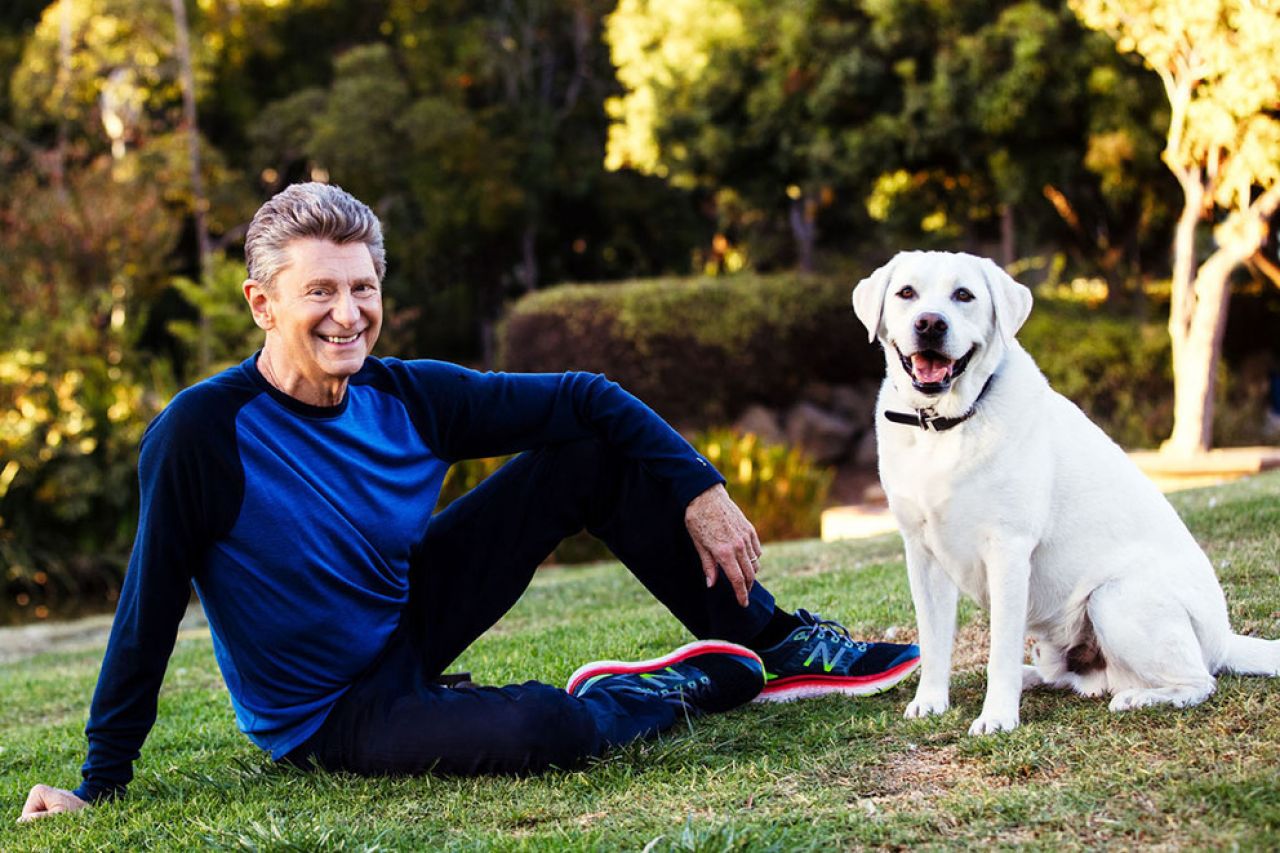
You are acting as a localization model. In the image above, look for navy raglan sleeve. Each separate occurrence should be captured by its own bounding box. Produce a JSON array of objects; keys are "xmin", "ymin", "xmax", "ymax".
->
[
  {"xmin": 73, "ymin": 395, "xmax": 240, "ymax": 803},
  {"xmin": 384, "ymin": 361, "xmax": 725, "ymax": 508}
]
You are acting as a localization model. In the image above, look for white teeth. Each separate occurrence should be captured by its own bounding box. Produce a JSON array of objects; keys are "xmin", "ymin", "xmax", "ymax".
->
[{"xmin": 321, "ymin": 334, "xmax": 359, "ymax": 344}]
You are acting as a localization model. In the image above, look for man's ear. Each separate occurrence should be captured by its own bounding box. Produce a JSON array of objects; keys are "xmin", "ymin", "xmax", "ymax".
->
[
  {"xmin": 852, "ymin": 254, "xmax": 902, "ymax": 344},
  {"xmin": 244, "ymin": 279, "xmax": 275, "ymax": 331},
  {"xmin": 978, "ymin": 257, "xmax": 1033, "ymax": 346}
]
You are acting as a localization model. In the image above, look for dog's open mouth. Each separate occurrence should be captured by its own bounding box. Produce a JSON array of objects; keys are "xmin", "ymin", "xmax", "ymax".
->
[{"xmin": 896, "ymin": 345, "xmax": 975, "ymax": 394}]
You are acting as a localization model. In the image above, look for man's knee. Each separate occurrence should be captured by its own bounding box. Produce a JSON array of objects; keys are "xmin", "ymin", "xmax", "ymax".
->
[{"xmin": 471, "ymin": 683, "xmax": 604, "ymax": 772}]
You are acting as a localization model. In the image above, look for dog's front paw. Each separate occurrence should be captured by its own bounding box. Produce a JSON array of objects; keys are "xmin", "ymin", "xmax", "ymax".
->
[
  {"xmin": 904, "ymin": 694, "xmax": 949, "ymax": 718},
  {"xmin": 967, "ymin": 712, "xmax": 1019, "ymax": 736}
]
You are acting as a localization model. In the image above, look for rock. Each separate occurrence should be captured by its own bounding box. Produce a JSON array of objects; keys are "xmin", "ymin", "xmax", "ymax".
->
[
  {"xmin": 801, "ymin": 381, "xmax": 836, "ymax": 408},
  {"xmin": 854, "ymin": 429, "xmax": 879, "ymax": 468},
  {"xmin": 785, "ymin": 402, "xmax": 857, "ymax": 464},
  {"xmin": 733, "ymin": 404, "xmax": 786, "ymax": 446},
  {"xmin": 830, "ymin": 383, "xmax": 878, "ymax": 429}
]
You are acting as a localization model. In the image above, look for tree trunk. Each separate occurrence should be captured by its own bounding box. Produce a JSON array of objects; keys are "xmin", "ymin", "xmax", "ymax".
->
[
  {"xmin": 789, "ymin": 196, "xmax": 816, "ymax": 273},
  {"xmin": 1163, "ymin": 184, "xmax": 1280, "ymax": 455},
  {"xmin": 54, "ymin": 0, "xmax": 71, "ymax": 199},
  {"xmin": 1163, "ymin": 251, "xmax": 1233, "ymax": 455},
  {"xmin": 171, "ymin": 0, "xmax": 213, "ymax": 373},
  {"xmin": 517, "ymin": 222, "xmax": 538, "ymax": 291},
  {"xmin": 999, "ymin": 203, "xmax": 1016, "ymax": 267}
]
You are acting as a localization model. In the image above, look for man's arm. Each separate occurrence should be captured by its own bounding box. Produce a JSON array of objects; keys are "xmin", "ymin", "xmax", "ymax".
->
[
  {"xmin": 20, "ymin": 394, "xmax": 235, "ymax": 818},
  {"xmin": 384, "ymin": 361, "xmax": 761, "ymax": 601},
  {"xmin": 386, "ymin": 362, "xmax": 725, "ymax": 507}
]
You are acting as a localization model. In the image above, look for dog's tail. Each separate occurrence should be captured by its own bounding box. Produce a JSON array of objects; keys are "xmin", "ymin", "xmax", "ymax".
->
[{"xmin": 1221, "ymin": 633, "xmax": 1280, "ymax": 676}]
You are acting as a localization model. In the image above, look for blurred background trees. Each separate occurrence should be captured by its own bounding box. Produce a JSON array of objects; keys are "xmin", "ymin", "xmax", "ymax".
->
[{"xmin": 2, "ymin": 0, "xmax": 1278, "ymax": 620}]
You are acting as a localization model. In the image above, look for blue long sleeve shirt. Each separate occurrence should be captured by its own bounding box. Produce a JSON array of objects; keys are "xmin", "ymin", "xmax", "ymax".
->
[{"xmin": 74, "ymin": 354, "xmax": 724, "ymax": 802}]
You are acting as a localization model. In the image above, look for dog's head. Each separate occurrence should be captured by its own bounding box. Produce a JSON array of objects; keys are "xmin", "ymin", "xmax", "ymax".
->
[{"xmin": 852, "ymin": 251, "xmax": 1032, "ymax": 404}]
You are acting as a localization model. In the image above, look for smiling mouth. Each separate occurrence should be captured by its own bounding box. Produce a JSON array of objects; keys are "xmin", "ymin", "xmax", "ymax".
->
[
  {"xmin": 319, "ymin": 332, "xmax": 362, "ymax": 344},
  {"xmin": 895, "ymin": 344, "xmax": 975, "ymax": 394}
]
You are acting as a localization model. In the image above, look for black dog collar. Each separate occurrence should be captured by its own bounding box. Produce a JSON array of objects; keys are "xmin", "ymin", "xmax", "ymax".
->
[{"xmin": 883, "ymin": 373, "xmax": 997, "ymax": 432}]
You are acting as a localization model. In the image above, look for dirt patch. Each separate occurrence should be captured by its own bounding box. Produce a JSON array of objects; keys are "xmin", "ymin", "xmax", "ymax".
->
[{"xmin": 841, "ymin": 742, "xmax": 995, "ymax": 816}]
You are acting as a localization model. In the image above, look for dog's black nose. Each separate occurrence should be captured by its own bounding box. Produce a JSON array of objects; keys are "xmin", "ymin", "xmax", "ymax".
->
[{"xmin": 914, "ymin": 312, "xmax": 948, "ymax": 337}]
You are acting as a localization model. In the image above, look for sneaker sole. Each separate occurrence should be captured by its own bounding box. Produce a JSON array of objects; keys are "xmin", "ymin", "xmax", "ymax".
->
[
  {"xmin": 566, "ymin": 639, "xmax": 764, "ymax": 696},
  {"xmin": 753, "ymin": 655, "xmax": 921, "ymax": 703}
]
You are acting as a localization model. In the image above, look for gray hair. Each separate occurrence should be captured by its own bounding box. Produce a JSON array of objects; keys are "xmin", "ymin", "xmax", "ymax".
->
[{"xmin": 244, "ymin": 182, "xmax": 386, "ymax": 288}]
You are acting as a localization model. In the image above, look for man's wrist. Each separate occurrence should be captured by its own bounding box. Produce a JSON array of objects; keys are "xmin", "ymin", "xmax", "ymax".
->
[{"xmin": 72, "ymin": 780, "xmax": 122, "ymax": 805}]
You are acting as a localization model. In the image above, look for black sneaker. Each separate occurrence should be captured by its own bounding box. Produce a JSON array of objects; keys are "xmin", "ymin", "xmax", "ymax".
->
[
  {"xmin": 566, "ymin": 640, "xmax": 765, "ymax": 715},
  {"xmin": 755, "ymin": 609, "xmax": 920, "ymax": 702}
]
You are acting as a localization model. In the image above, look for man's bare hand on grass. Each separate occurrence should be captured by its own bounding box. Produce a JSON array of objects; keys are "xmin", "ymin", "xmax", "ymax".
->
[{"xmin": 18, "ymin": 784, "xmax": 87, "ymax": 823}]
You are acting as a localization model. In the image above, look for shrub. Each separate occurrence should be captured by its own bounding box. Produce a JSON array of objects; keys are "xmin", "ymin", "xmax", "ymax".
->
[
  {"xmin": 1018, "ymin": 300, "xmax": 1173, "ymax": 449},
  {"xmin": 696, "ymin": 429, "xmax": 833, "ymax": 542},
  {"xmin": 0, "ymin": 350, "xmax": 164, "ymax": 623}
]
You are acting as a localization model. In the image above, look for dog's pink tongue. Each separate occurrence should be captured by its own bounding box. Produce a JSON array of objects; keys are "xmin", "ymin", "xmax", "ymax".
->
[{"xmin": 911, "ymin": 353, "xmax": 952, "ymax": 384}]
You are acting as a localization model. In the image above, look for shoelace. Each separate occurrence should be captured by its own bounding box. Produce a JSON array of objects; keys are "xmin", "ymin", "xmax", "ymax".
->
[
  {"xmin": 647, "ymin": 668, "xmax": 711, "ymax": 698},
  {"xmin": 796, "ymin": 609, "xmax": 868, "ymax": 652}
]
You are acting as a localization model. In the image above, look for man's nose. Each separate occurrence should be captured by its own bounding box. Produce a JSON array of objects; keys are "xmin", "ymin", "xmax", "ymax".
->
[
  {"xmin": 914, "ymin": 312, "xmax": 948, "ymax": 338},
  {"xmin": 332, "ymin": 289, "xmax": 359, "ymax": 325}
]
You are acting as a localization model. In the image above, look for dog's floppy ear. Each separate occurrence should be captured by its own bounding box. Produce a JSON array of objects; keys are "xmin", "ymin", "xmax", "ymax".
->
[
  {"xmin": 852, "ymin": 255, "xmax": 901, "ymax": 344},
  {"xmin": 979, "ymin": 257, "xmax": 1033, "ymax": 346}
]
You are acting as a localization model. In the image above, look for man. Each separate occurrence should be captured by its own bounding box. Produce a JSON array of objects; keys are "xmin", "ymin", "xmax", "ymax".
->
[{"xmin": 20, "ymin": 183, "xmax": 919, "ymax": 821}]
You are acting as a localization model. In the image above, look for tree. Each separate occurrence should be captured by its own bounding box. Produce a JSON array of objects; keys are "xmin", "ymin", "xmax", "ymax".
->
[
  {"xmin": 1074, "ymin": 0, "xmax": 1280, "ymax": 454},
  {"xmin": 605, "ymin": 0, "xmax": 1174, "ymax": 279}
]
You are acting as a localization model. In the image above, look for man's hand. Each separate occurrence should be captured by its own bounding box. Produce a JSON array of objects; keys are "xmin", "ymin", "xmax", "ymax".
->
[
  {"xmin": 18, "ymin": 785, "xmax": 88, "ymax": 824},
  {"xmin": 684, "ymin": 484, "xmax": 763, "ymax": 607}
]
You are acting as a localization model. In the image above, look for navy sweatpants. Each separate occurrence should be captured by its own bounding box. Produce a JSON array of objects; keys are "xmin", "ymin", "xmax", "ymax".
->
[{"xmin": 284, "ymin": 438, "xmax": 777, "ymax": 776}]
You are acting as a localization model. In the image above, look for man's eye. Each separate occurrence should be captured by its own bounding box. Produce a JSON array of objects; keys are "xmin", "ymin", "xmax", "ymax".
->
[
  {"xmin": 953, "ymin": 288, "xmax": 975, "ymax": 303},
  {"xmin": 896, "ymin": 286, "xmax": 916, "ymax": 299}
]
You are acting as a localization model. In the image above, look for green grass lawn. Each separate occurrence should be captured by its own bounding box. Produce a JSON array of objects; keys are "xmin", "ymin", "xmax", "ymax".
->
[{"xmin": 3, "ymin": 472, "xmax": 1279, "ymax": 850}]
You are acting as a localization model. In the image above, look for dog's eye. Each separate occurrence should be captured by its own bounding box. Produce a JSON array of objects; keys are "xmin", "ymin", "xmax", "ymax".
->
[
  {"xmin": 953, "ymin": 288, "xmax": 975, "ymax": 303},
  {"xmin": 896, "ymin": 286, "xmax": 916, "ymax": 299}
]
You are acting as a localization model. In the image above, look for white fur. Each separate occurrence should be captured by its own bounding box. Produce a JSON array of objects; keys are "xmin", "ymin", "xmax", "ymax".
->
[{"xmin": 852, "ymin": 250, "xmax": 1279, "ymax": 735}]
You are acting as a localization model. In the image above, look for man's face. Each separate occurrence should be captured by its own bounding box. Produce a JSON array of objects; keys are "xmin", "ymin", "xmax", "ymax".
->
[{"xmin": 247, "ymin": 238, "xmax": 383, "ymax": 400}]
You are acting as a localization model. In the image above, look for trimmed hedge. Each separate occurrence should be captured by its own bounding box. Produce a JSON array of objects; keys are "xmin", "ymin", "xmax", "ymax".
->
[{"xmin": 498, "ymin": 272, "xmax": 1259, "ymax": 450}]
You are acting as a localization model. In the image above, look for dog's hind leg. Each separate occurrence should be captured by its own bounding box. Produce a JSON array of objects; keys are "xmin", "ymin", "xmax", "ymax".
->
[{"xmin": 1087, "ymin": 581, "xmax": 1216, "ymax": 712}]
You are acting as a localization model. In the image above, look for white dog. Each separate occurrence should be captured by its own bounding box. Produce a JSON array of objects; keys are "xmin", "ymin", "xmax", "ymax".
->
[{"xmin": 852, "ymin": 250, "xmax": 1279, "ymax": 735}]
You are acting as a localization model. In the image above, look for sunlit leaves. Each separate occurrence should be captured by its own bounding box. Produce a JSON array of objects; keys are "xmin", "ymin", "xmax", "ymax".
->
[
  {"xmin": 603, "ymin": 0, "xmax": 746, "ymax": 174},
  {"xmin": 1072, "ymin": 0, "xmax": 1280, "ymax": 210},
  {"xmin": 11, "ymin": 0, "xmax": 203, "ymax": 145}
]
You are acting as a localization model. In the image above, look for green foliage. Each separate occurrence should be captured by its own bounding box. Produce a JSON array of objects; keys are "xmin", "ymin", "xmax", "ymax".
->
[
  {"xmin": 167, "ymin": 254, "xmax": 263, "ymax": 381},
  {"xmin": 605, "ymin": 0, "xmax": 1175, "ymax": 277},
  {"xmin": 1018, "ymin": 298, "xmax": 1174, "ymax": 448},
  {"xmin": 0, "ymin": 349, "xmax": 163, "ymax": 624},
  {"xmin": 697, "ymin": 429, "xmax": 832, "ymax": 542}
]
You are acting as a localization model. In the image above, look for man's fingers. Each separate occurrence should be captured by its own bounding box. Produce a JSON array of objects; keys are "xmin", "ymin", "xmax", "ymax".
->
[
  {"xmin": 18, "ymin": 785, "xmax": 85, "ymax": 824},
  {"xmin": 716, "ymin": 547, "xmax": 750, "ymax": 607},
  {"xmin": 697, "ymin": 546, "xmax": 718, "ymax": 588},
  {"xmin": 19, "ymin": 786, "xmax": 50, "ymax": 822}
]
